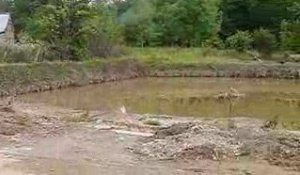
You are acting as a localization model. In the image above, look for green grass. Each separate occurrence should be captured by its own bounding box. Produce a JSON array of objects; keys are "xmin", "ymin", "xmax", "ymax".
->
[
  {"xmin": 62, "ymin": 112, "xmax": 93, "ymax": 123},
  {"xmin": 143, "ymin": 119, "xmax": 161, "ymax": 126},
  {"xmin": 120, "ymin": 47, "xmax": 255, "ymax": 66}
]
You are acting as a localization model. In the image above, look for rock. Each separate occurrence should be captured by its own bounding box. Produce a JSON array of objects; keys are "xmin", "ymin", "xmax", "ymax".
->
[
  {"xmin": 94, "ymin": 124, "xmax": 113, "ymax": 130},
  {"xmin": 113, "ymin": 130, "xmax": 154, "ymax": 137}
]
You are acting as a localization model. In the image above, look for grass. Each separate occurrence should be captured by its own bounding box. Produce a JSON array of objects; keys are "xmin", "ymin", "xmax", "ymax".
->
[
  {"xmin": 1, "ymin": 44, "xmax": 290, "ymax": 66},
  {"xmin": 0, "ymin": 43, "xmax": 43, "ymax": 63},
  {"xmin": 143, "ymin": 119, "xmax": 161, "ymax": 126},
  {"xmin": 121, "ymin": 47, "xmax": 255, "ymax": 66},
  {"xmin": 62, "ymin": 111, "xmax": 93, "ymax": 123}
]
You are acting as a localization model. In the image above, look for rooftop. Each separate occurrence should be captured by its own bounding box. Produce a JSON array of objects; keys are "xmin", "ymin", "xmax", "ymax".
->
[{"xmin": 0, "ymin": 13, "xmax": 10, "ymax": 34}]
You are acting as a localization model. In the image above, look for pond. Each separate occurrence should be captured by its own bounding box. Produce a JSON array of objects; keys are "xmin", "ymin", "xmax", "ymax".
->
[{"xmin": 20, "ymin": 78, "xmax": 300, "ymax": 128}]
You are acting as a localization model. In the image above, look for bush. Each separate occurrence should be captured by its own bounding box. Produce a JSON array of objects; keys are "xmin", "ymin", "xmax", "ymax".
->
[
  {"xmin": 0, "ymin": 43, "xmax": 54, "ymax": 63},
  {"xmin": 203, "ymin": 36, "xmax": 225, "ymax": 49},
  {"xmin": 0, "ymin": 44, "xmax": 36, "ymax": 63},
  {"xmin": 225, "ymin": 31, "xmax": 253, "ymax": 52},
  {"xmin": 143, "ymin": 119, "xmax": 161, "ymax": 126},
  {"xmin": 281, "ymin": 20, "xmax": 300, "ymax": 53},
  {"xmin": 88, "ymin": 2, "xmax": 124, "ymax": 58},
  {"xmin": 253, "ymin": 28, "xmax": 277, "ymax": 57},
  {"xmin": 88, "ymin": 34, "xmax": 124, "ymax": 58}
]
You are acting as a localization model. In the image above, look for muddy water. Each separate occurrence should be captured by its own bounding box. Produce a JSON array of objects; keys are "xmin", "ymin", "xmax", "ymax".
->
[{"xmin": 20, "ymin": 78, "xmax": 300, "ymax": 128}]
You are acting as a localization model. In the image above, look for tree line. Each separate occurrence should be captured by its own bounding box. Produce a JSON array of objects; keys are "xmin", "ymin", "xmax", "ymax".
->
[{"xmin": 0, "ymin": 0, "xmax": 299, "ymax": 60}]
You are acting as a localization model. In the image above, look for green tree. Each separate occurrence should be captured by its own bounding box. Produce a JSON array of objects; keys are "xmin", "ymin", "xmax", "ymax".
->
[
  {"xmin": 280, "ymin": 2, "xmax": 300, "ymax": 53},
  {"xmin": 153, "ymin": 0, "xmax": 221, "ymax": 46},
  {"xmin": 11, "ymin": 0, "xmax": 49, "ymax": 37},
  {"xmin": 288, "ymin": 2, "xmax": 300, "ymax": 21},
  {"xmin": 115, "ymin": 0, "xmax": 221, "ymax": 47},
  {"xmin": 220, "ymin": 0, "xmax": 296, "ymax": 37},
  {"xmin": 253, "ymin": 28, "xmax": 277, "ymax": 57},
  {"xmin": 120, "ymin": 0, "xmax": 155, "ymax": 47},
  {"xmin": 25, "ymin": 0, "xmax": 93, "ymax": 60},
  {"xmin": 0, "ymin": 0, "xmax": 10, "ymax": 12},
  {"xmin": 88, "ymin": 0, "xmax": 124, "ymax": 57}
]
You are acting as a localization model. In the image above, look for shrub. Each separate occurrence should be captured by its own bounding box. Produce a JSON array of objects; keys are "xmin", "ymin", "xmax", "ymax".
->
[
  {"xmin": 253, "ymin": 28, "xmax": 277, "ymax": 57},
  {"xmin": 203, "ymin": 36, "xmax": 225, "ymax": 49},
  {"xmin": 88, "ymin": 34, "xmax": 124, "ymax": 58},
  {"xmin": 0, "ymin": 43, "xmax": 54, "ymax": 63},
  {"xmin": 88, "ymin": 2, "xmax": 124, "ymax": 58},
  {"xmin": 143, "ymin": 119, "xmax": 161, "ymax": 126},
  {"xmin": 281, "ymin": 20, "xmax": 300, "ymax": 53},
  {"xmin": 225, "ymin": 31, "xmax": 253, "ymax": 52},
  {"xmin": 0, "ymin": 44, "xmax": 36, "ymax": 63}
]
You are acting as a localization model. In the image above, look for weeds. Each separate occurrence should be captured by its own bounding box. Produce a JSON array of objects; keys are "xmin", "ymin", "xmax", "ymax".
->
[
  {"xmin": 62, "ymin": 111, "xmax": 93, "ymax": 123},
  {"xmin": 0, "ymin": 43, "xmax": 57, "ymax": 63},
  {"xmin": 143, "ymin": 119, "xmax": 161, "ymax": 126},
  {"xmin": 123, "ymin": 47, "xmax": 254, "ymax": 66}
]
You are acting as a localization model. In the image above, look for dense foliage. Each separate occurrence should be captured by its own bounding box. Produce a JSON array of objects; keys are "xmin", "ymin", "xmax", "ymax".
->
[
  {"xmin": 253, "ymin": 29, "xmax": 277, "ymax": 57},
  {"xmin": 0, "ymin": 0, "xmax": 299, "ymax": 61},
  {"xmin": 0, "ymin": 0, "xmax": 10, "ymax": 13},
  {"xmin": 116, "ymin": 0, "xmax": 221, "ymax": 47},
  {"xmin": 16, "ymin": 0, "xmax": 93, "ymax": 60},
  {"xmin": 280, "ymin": 2, "xmax": 300, "ymax": 53},
  {"xmin": 220, "ymin": 0, "xmax": 296, "ymax": 36},
  {"xmin": 225, "ymin": 31, "xmax": 253, "ymax": 52}
]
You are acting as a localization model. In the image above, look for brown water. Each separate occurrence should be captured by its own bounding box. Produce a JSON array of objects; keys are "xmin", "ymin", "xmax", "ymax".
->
[{"xmin": 20, "ymin": 78, "xmax": 300, "ymax": 128}]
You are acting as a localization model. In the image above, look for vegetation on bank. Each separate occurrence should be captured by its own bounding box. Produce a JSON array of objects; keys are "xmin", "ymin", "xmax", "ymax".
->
[
  {"xmin": 0, "ymin": 59, "xmax": 144, "ymax": 96},
  {"xmin": 0, "ymin": 57, "xmax": 299, "ymax": 96},
  {"xmin": 123, "ymin": 48, "xmax": 253, "ymax": 65},
  {"xmin": 113, "ymin": 47, "xmax": 300, "ymax": 68},
  {"xmin": 1, "ymin": 45, "xmax": 299, "ymax": 65},
  {"xmin": 0, "ymin": 0, "xmax": 299, "ymax": 63}
]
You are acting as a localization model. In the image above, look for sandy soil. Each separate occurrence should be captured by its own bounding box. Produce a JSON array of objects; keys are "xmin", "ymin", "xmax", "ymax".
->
[{"xmin": 0, "ymin": 102, "xmax": 299, "ymax": 175}]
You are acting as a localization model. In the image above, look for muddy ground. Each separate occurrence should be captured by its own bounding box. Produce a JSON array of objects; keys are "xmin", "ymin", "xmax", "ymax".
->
[{"xmin": 0, "ymin": 102, "xmax": 299, "ymax": 175}]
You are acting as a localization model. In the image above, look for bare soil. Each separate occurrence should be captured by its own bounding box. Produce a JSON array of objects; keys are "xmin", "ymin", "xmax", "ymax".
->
[{"xmin": 0, "ymin": 102, "xmax": 299, "ymax": 175}]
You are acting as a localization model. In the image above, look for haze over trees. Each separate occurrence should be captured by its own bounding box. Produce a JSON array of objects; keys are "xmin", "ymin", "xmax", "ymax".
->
[{"xmin": 1, "ymin": 0, "xmax": 299, "ymax": 60}]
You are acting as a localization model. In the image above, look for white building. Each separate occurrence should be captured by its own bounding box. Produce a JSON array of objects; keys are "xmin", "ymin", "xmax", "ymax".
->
[{"xmin": 0, "ymin": 13, "xmax": 14, "ymax": 44}]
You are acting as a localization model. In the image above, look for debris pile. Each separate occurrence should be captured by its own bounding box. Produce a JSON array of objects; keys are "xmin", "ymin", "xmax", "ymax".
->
[{"xmin": 134, "ymin": 118, "xmax": 300, "ymax": 170}]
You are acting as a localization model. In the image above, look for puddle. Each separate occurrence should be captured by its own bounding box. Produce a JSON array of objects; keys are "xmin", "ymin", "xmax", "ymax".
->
[{"xmin": 20, "ymin": 78, "xmax": 300, "ymax": 128}]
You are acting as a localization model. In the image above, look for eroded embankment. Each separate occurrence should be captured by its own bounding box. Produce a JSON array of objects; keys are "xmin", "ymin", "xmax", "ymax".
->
[
  {"xmin": 0, "ymin": 59, "xmax": 300, "ymax": 96},
  {"xmin": 148, "ymin": 62, "xmax": 300, "ymax": 79},
  {"xmin": 0, "ymin": 59, "xmax": 145, "ymax": 96}
]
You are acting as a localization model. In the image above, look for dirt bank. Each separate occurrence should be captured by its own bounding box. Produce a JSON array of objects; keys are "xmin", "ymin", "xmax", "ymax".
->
[
  {"xmin": 0, "ymin": 59, "xmax": 145, "ymax": 96},
  {"xmin": 0, "ymin": 59, "xmax": 299, "ymax": 96},
  {"xmin": 0, "ymin": 102, "xmax": 299, "ymax": 174},
  {"xmin": 148, "ymin": 62, "xmax": 300, "ymax": 79}
]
